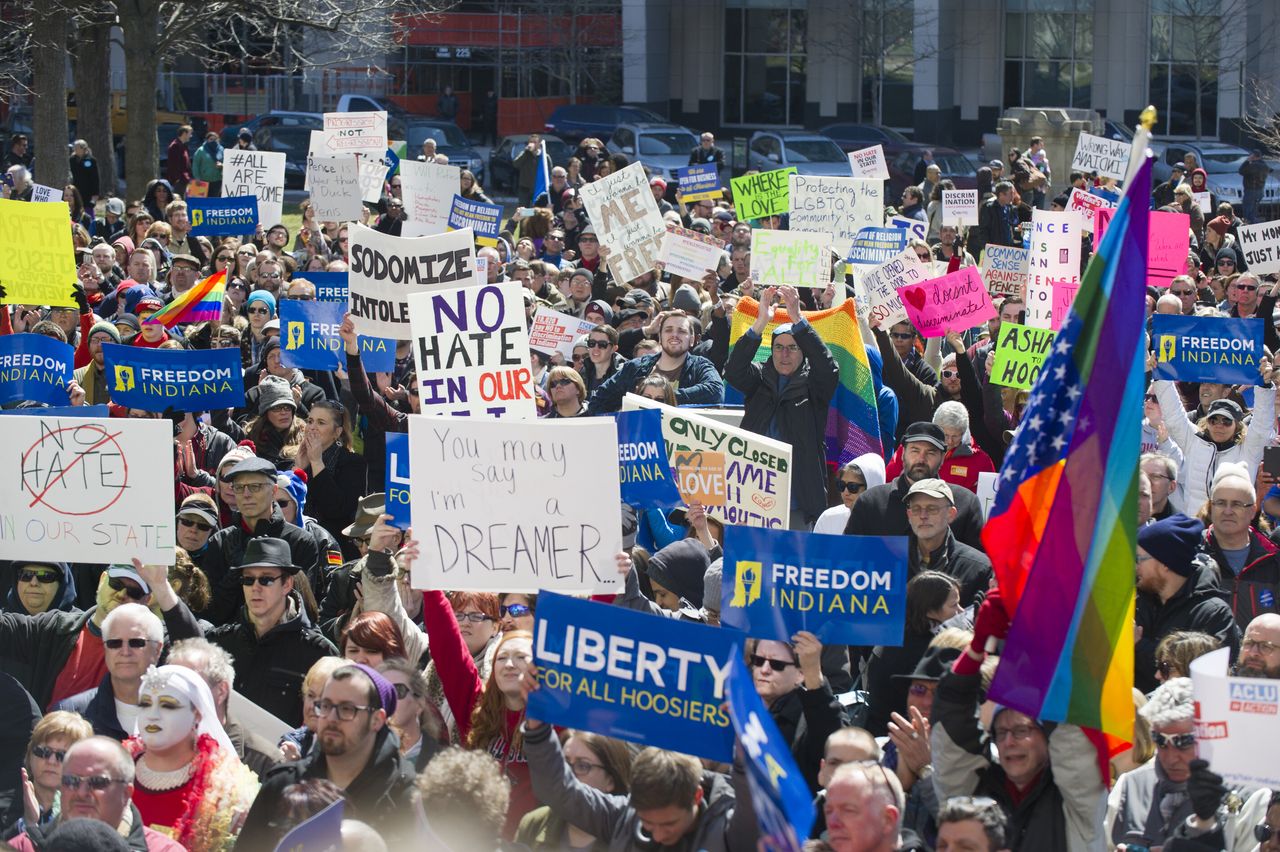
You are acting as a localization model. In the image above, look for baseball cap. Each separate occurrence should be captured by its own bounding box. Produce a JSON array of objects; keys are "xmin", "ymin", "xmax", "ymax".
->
[
  {"xmin": 177, "ymin": 493, "xmax": 219, "ymax": 527},
  {"xmin": 905, "ymin": 477, "xmax": 954, "ymax": 505},
  {"xmin": 107, "ymin": 564, "xmax": 151, "ymax": 596},
  {"xmin": 901, "ymin": 421, "xmax": 947, "ymax": 451},
  {"xmin": 1207, "ymin": 399, "xmax": 1244, "ymax": 422}
]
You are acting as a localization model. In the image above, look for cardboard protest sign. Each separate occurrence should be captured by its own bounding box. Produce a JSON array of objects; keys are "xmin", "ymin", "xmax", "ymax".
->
[
  {"xmin": 888, "ymin": 215, "xmax": 926, "ymax": 242},
  {"xmin": 675, "ymin": 164, "xmax": 721, "ymax": 202},
  {"xmin": 722, "ymin": 527, "xmax": 908, "ymax": 645},
  {"xmin": 322, "ymin": 111, "xmax": 388, "ymax": 158},
  {"xmin": 280, "ymin": 300, "xmax": 394, "ymax": 373},
  {"xmin": 990, "ymin": 321, "xmax": 1055, "ymax": 389},
  {"xmin": 579, "ymin": 163, "xmax": 666, "ymax": 287},
  {"xmin": 385, "ymin": 432, "xmax": 410, "ymax": 529},
  {"xmin": 615, "ymin": 409, "xmax": 683, "ymax": 510},
  {"xmin": 727, "ymin": 654, "xmax": 816, "ymax": 848},
  {"xmin": 222, "ymin": 149, "xmax": 285, "ymax": 228},
  {"xmin": 848, "ymin": 144, "xmax": 889, "ymax": 180},
  {"xmin": 1051, "ymin": 280, "xmax": 1079, "ymax": 331},
  {"xmin": 1237, "ymin": 219, "xmax": 1280, "ymax": 276},
  {"xmin": 1191, "ymin": 647, "xmax": 1280, "ymax": 790},
  {"xmin": 407, "ymin": 416, "xmax": 622, "ymax": 592},
  {"xmin": 447, "ymin": 195, "xmax": 502, "ymax": 247},
  {"xmin": 1193, "ymin": 191, "xmax": 1212, "ymax": 216},
  {"xmin": 1071, "ymin": 132, "xmax": 1130, "ymax": 181},
  {"xmin": 1152, "ymin": 315, "xmax": 1265, "ymax": 386},
  {"xmin": 897, "ymin": 265, "xmax": 996, "ymax": 338},
  {"xmin": 1026, "ymin": 210, "xmax": 1081, "ymax": 329},
  {"xmin": 529, "ymin": 593, "xmax": 740, "ymax": 761},
  {"xmin": 357, "ymin": 157, "xmax": 388, "ymax": 204},
  {"xmin": 853, "ymin": 249, "xmax": 928, "ymax": 326},
  {"xmin": 976, "ymin": 471, "xmax": 998, "ymax": 520},
  {"xmin": 346, "ymin": 223, "xmax": 476, "ymax": 339},
  {"xmin": 0, "ymin": 415, "xmax": 175, "ymax": 564},
  {"xmin": 848, "ymin": 227, "xmax": 908, "ymax": 266},
  {"xmin": 980, "ymin": 245, "xmax": 1029, "ymax": 300},
  {"xmin": 0, "ymin": 334, "xmax": 73, "ymax": 406},
  {"xmin": 0, "ymin": 198, "xmax": 77, "ymax": 307},
  {"xmin": 399, "ymin": 159, "xmax": 458, "ymax": 236},
  {"xmin": 624, "ymin": 394, "xmax": 793, "ymax": 529},
  {"xmin": 1064, "ymin": 187, "xmax": 1113, "ymax": 233},
  {"xmin": 731, "ymin": 168, "xmax": 797, "ymax": 219},
  {"xmin": 673, "ymin": 449, "xmax": 727, "ymax": 507},
  {"xmin": 788, "ymin": 175, "xmax": 881, "ymax": 246},
  {"xmin": 189, "ymin": 197, "xmax": 259, "ymax": 237},
  {"xmin": 308, "ymin": 271, "xmax": 349, "ymax": 302},
  {"xmin": 941, "ymin": 189, "xmax": 978, "ymax": 226},
  {"xmin": 186, "ymin": 180, "xmax": 208, "ymax": 198},
  {"xmin": 101, "ymin": 344, "xmax": 243, "ymax": 413},
  {"xmin": 658, "ymin": 224, "xmax": 724, "ymax": 281},
  {"xmin": 407, "ymin": 282, "xmax": 536, "ymax": 419},
  {"xmin": 528, "ymin": 307, "xmax": 597, "ymax": 361},
  {"xmin": 751, "ymin": 229, "xmax": 832, "ymax": 288},
  {"xmin": 306, "ymin": 156, "xmax": 363, "ymax": 222},
  {"xmin": 29, "ymin": 184, "xmax": 61, "ymax": 203}
]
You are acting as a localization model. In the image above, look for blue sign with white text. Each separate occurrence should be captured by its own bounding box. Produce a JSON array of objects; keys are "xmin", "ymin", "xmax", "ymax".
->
[
  {"xmin": 847, "ymin": 227, "xmax": 907, "ymax": 265},
  {"xmin": 0, "ymin": 333, "xmax": 74, "ymax": 406},
  {"xmin": 309, "ymin": 272, "xmax": 350, "ymax": 302},
  {"xmin": 615, "ymin": 409, "xmax": 683, "ymax": 510},
  {"xmin": 101, "ymin": 344, "xmax": 244, "ymax": 413},
  {"xmin": 1152, "ymin": 314, "xmax": 1265, "ymax": 386},
  {"xmin": 189, "ymin": 196, "xmax": 260, "ymax": 236},
  {"xmin": 676, "ymin": 164, "xmax": 722, "ymax": 202},
  {"xmin": 727, "ymin": 652, "xmax": 815, "ymax": 851},
  {"xmin": 529, "ymin": 593, "xmax": 742, "ymax": 762},
  {"xmin": 722, "ymin": 527, "xmax": 909, "ymax": 645},
  {"xmin": 279, "ymin": 299, "xmax": 396, "ymax": 373},
  {"xmin": 385, "ymin": 432, "xmax": 410, "ymax": 529}
]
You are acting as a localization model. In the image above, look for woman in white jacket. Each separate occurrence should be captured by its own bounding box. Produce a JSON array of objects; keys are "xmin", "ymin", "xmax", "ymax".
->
[{"xmin": 1153, "ymin": 355, "xmax": 1276, "ymax": 513}]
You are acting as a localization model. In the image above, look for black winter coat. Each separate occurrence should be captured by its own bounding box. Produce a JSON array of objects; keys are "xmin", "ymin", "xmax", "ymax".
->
[
  {"xmin": 768, "ymin": 683, "xmax": 847, "ymax": 794},
  {"xmin": 844, "ymin": 474, "xmax": 986, "ymax": 551},
  {"xmin": 1135, "ymin": 562, "xmax": 1241, "ymax": 693},
  {"xmin": 908, "ymin": 529, "xmax": 993, "ymax": 607},
  {"xmin": 303, "ymin": 443, "xmax": 368, "ymax": 561},
  {"xmin": 54, "ymin": 673, "xmax": 129, "ymax": 740},
  {"xmin": 727, "ymin": 320, "xmax": 840, "ymax": 523}
]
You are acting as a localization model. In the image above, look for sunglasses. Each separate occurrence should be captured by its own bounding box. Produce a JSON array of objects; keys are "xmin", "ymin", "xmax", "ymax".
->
[
  {"xmin": 178, "ymin": 517, "xmax": 213, "ymax": 532},
  {"xmin": 1208, "ymin": 416, "xmax": 1235, "ymax": 426},
  {"xmin": 240, "ymin": 574, "xmax": 285, "ymax": 587},
  {"xmin": 889, "ymin": 332, "xmax": 914, "ymax": 341},
  {"xmin": 247, "ymin": 306, "xmax": 271, "ymax": 315},
  {"xmin": 32, "ymin": 744, "xmax": 66, "ymax": 762},
  {"xmin": 62, "ymin": 774, "xmax": 125, "ymax": 792},
  {"xmin": 908, "ymin": 682, "xmax": 937, "ymax": 696},
  {"xmin": 1157, "ymin": 660, "xmax": 1175, "ymax": 676},
  {"xmin": 836, "ymin": 481, "xmax": 866, "ymax": 494},
  {"xmin": 392, "ymin": 682, "xmax": 419, "ymax": 701},
  {"xmin": 501, "ymin": 603, "xmax": 532, "ymax": 618},
  {"xmin": 107, "ymin": 578, "xmax": 147, "ymax": 600},
  {"xmin": 1144, "ymin": 394, "xmax": 1158, "ymax": 402},
  {"xmin": 549, "ymin": 378, "xmax": 575, "ymax": 388},
  {"xmin": 749, "ymin": 655, "xmax": 797, "ymax": 672},
  {"xmin": 105, "ymin": 637, "xmax": 150, "ymax": 650},
  {"xmin": 586, "ymin": 339, "xmax": 611, "ymax": 349},
  {"xmin": 1153, "ymin": 731, "xmax": 1197, "ymax": 750},
  {"xmin": 941, "ymin": 370, "xmax": 958, "ymax": 379},
  {"xmin": 19, "ymin": 569, "xmax": 59, "ymax": 584}
]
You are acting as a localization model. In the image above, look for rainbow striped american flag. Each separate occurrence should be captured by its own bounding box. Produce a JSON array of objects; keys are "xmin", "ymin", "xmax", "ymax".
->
[{"xmin": 144, "ymin": 269, "xmax": 226, "ymax": 328}]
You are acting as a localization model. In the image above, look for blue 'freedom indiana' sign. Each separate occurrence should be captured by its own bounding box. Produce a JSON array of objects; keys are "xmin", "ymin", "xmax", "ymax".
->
[
  {"xmin": 1152, "ymin": 314, "xmax": 1265, "ymax": 386},
  {"xmin": 279, "ymin": 299, "xmax": 396, "ymax": 373},
  {"xmin": 0, "ymin": 333, "xmax": 74, "ymax": 406},
  {"xmin": 615, "ymin": 409, "xmax": 682, "ymax": 510},
  {"xmin": 529, "ymin": 592, "xmax": 742, "ymax": 762},
  {"xmin": 308, "ymin": 272, "xmax": 350, "ymax": 302},
  {"xmin": 188, "ymin": 196, "xmax": 259, "ymax": 237},
  {"xmin": 101, "ymin": 344, "xmax": 244, "ymax": 413},
  {"xmin": 722, "ymin": 527, "xmax": 909, "ymax": 646}
]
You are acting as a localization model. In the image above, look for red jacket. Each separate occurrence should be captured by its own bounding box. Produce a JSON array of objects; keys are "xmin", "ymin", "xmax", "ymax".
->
[{"xmin": 884, "ymin": 441, "xmax": 995, "ymax": 492}]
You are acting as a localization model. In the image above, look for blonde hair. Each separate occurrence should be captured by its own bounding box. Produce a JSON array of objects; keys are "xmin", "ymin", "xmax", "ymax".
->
[{"xmin": 27, "ymin": 711, "xmax": 94, "ymax": 766}]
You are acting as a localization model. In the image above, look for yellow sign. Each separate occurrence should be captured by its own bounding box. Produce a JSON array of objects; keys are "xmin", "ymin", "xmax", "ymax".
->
[
  {"xmin": 730, "ymin": 560, "xmax": 763, "ymax": 607},
  {"xmin": 113, "ymin": 365, "xmax": 135, "ymax": 392},
  {"xmin": 1158, "ymin": 334, "xmax": 1177, "ymax": 363},
  {"xmin": 0, "ymin": 198, "xmax": 78, "ymax": 307}
]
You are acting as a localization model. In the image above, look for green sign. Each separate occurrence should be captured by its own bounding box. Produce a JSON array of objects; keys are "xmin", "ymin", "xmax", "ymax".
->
[
  {"xmin": 730, "ymin": 167, "xmax": 797, "ymax": 220},
  {"xmin": 991, "ymin": 321, "xmax": 1056, "ymax": 390}
]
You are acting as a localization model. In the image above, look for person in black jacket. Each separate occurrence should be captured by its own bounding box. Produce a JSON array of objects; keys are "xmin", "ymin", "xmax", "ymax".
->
[
  {"xmin": 236, "ymin": 664, "xmax": 417, "ymax": 851},
  {"xmin": 726, "ymin": 284, "xmax": 840, "ymax": 529},
  {"xmin": 1135, "ymin": 514, "xmax": 1241, "ymax": 692},
  {"xmin": 688, "ymin": 132, "xmax": 726, "ymax": 167},
  {"xmin": 205, "ymin": 538, "xmax": 337, "ymax": 727},
  {"xmin": 2, "ymin": 561, "xmax": 78, "ymax": 616},
  {"xmin": 0, "ymin": 673, "xmax": 39, "ymax": 837},
  {"xmin": 578, "ymin": 324, "xmax": 626, "ymax": 404},
  {"xmin": 845, "ymin": 422, "xmax": 986, "ymax": 551},
  {"xmin": 903, "ymin": 479, "xmax": 993, "ymax": 607},
  {"xmin": 293, "ymin": 400, "xmax": 368, "ymax": 561}
]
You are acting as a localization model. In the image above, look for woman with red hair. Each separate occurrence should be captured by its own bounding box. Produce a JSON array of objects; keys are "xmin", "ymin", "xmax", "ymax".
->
[{"xmin": 340, "ymin": 610, "xmax": 406, "ymax": 667}]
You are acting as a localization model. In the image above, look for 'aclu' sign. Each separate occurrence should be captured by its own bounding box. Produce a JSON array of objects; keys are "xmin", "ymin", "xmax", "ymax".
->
[{"xmin": 188, "ymin": 197, "xmax": 260, "ymax": 237}]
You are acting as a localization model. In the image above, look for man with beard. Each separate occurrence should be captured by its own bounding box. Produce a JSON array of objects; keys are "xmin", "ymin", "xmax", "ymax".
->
[
  {"xmin": 1235, "ymin": 613, "xmax": 1280, "ymax": 678},
  {"xmin": 587, "ymin": 311, "xmax": 723, "ymax": 413}
]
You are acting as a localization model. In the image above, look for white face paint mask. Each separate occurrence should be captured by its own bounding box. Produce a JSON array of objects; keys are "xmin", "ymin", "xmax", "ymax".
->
[{"xmin": 137, "ymin": 688, "xmax": 198, "ymax": 753}]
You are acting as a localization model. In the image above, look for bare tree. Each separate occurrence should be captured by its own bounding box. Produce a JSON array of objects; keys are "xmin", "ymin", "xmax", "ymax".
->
[
  {"xmin": 71, "ymin": 12, "xmax": 117, "ymax": 199},
  {"xmin": 503, "ymin": 0, "xmax": 621, "ymax": 104},
  {"xmin": 1239, "ymin": 80, "xmax": 1280, "ymax": 157}
]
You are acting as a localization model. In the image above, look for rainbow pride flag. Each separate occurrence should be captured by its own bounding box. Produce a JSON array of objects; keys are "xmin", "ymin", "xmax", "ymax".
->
[
  {"xmin": 144, "ymin": 269, "xmax": 226, "ymax": 328},
  {"xmin": 729, "ymin": 297, "xmax": 881, "ymax": 466},
  {"xmin": 981, "ymin": 157, "xmax": 1152, "ymax": 746}
]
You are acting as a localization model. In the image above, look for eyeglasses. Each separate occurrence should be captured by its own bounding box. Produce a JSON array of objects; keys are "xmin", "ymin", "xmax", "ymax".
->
[
  {"xmin": 1171, "ymin": 290, "xmax": 1195, "ymax": 297},
  {"xmin": 62, "ymin": 774, "xmax": 125, "ymax": 792},
  {"xmin": 546, "ymin": 235, "xmax": 563, "ymax": 241},
  {"xmin": 549, "ymin": 378, "xmax": 575, "ymax": 389},
  {"xmin": 260, "ymin": 272, "xmax": 282, "ymax": 280},
  {"xmin": 230, "ymin": 481, "xmax": 270, "ymax": 495},
  {"xmin": 455, "ymin": 611, "xmax": 493, "ymax": 623},
  {"xmin": 178, "ymin": 517, "xmax": 213, "ymax": 532},
  {"xmin": 1207, "ymin": 416, "xmax": 1235, "ymax": 427},
  {"xmin": 586, "ymin": 339, "xmax": 612, "ymax": 350},
  {"xmin": 1211, "ymin": 499, "xmax": 1252, "ymax": 511},
  {"xmin": 568, "ymin": 758, "xmax": 606, "ymax": 777},
  {"xmin": 247, "ymin": 306, "xmax": 271, "ymax": 315},
  {"xmin": 908, "ymin": 682, "xmax": 937, "ymax": 697},
  {"xmin": 107, "ymin": 578, "xmax": 147, "ymax": 600},
  {"xmin": 1144, "ymin": 394, "xmax": 1158, "ymax": 402},
  {"xmin": 889, "ymin": 332, "xmax": 914, "ymax": 341},
  {"xmin": 313, "ymin": 699, "xmax": 373, "ymax": 721},
  {"xmin": 32, "ymin": 744, "xmax": 66, "ymax": 762},
  {"xmin": 1242, "ymin": 638, "xmax": 1279, "ymax": 655},
  {"xmin": 104, "ymin": 637, "xmax": 150, "ymax": 650},
  {"xmin": 391, "ymin": 682, "xmax": 419, "ymax": 701},
  {"xmin": 1256, "ymin": 823, "xmax": 1276, "ymax": 843},
  {"xmin": 19, "ymin": 569, "xmax": 59, "ymax": 584},
  {"xmin": 578, "ymin": 236, "xmax": 598, "ymax": 243},
  {"xmin": 1153, "ymin": 731, "xmax": 1197, "ymax": 750},
  {"xmin": 501, "ymin": 603, "xmax": 532, "ymax": 618},
  {"xmin": 992, "ymin": 724, "xmax": 1038, "ymax": 743},
  {"xmin": 749, "ymin": 655, "xmax": 797, "ymax": 672},
  {"xmin": 772, "ymin": 344, "xmax": 800, "ymax": 354},
  {"xmin": 907, "ymin": 504, "xmax": 945, "ymax": 518},
  {"xmin": 216, "ymin": 255, "xmax": 234, "ymax": 262},
  {"xmin": 836, "ymin": 481, "xmax": 866, "ymax": 494},
  {"xmin": 240, "ymin": 574, "xmax": 284, "ymax": 587}
]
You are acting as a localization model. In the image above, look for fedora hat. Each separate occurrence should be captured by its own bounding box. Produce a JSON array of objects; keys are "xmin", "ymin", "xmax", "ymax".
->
[
  {"xmin": 341, "ymin": 493, "xmax": 387, "ymax": 539},
  {"xmin": 236, "ymin": 537, "xmax": 300, "ymax": 575}
]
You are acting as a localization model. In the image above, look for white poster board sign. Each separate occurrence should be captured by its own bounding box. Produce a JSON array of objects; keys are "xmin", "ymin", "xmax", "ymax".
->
[
  {"xmin": 306, "ymin": 156, "xmax": 363, "ymax": 222},
  {"xmin": 1237, "ymin": 220, "xmax": 1280, "ymax": 276},
  {"xmin": 222, "ymin": 149, "xmax": 286, "ymax": 228},
  {"xmin": 658, "ymin": 225, "xmax": 725, "ymax": 281},
  {"xmin": 1070, "ymin": 132, "xmax": 1130, "ymax": 182},
  {"xmin": 1026, "ymin": 209, "xmax": 1080, "ymax": 329},
  {"xmin": 579, "ymin": 162, "xmax": 666, "ymax": 286},
  {"xmin": 788, "ymin": 175, "xmax": 881, "ymax": 247},
  {"xmin": 400, "ymin": 159, "xmax": 459, "ymax": 237},
  {"xmin": 848, "ymin": 145, "xmax": 889, "ymax": 180},
  {"xmin": 528, "ymin": 307, "xmax": 598, "ymax": 360},
  {"xmin": 322, "ymin": 111, "xmax": 388, "ymax": 159},
  {"xmin": 30, "ymin": 184, "xmax": 61, "ymax": 203},
  {"xmin": 1190, "ymin": 647, "xmax": 1280, "ymax": 790},
  {"xmin": 408, "ymin": 415, "xmax": 623, "ymax": 593},
  {"xmin": 854, "ymin": 249, "xmax": 928, "ymax": 326},
  {"xmin": 0, "ymin": 416, "xmax": 175, "ymax": 565},
  {"xmin": 347, "ymin": 223, "xmax": 476, "ymax": 338},
  {"xmin": 941, "ymin": 189, "xmax": 979, "ymax": 227},
  {"xmin": 1064, "ymin": 187, "xmax": 1114, "ymax": 234}
]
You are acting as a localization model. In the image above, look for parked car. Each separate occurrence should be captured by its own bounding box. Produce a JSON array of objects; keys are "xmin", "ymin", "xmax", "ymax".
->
[
  {"xmin": 886, "ymin": 147, "xmax": 978, "ymax": 199},
  {"xmin": 544, "ymin": 104, "xmax": 667, "ymax": 146},
  {"xmin": 220, "ymin": 111, "xmax": 324, "ymax": 150},
  {"xmin": 1151, "ymin": 140, "xmax": 1280, "ymax": 210},
  {"xmin": 819, "ymin": 123, "xmax": 913, "ymax": 153},
  {"xmin": 250, "ymin": 126, "xmax": 310, "ymax": 190},
  {"xmin": 403, "ymin": 120, "xmax": 485, "ymax": 183},
  {"xmin": 487, "ymin": 134, "xmax": 573, "ymax": 193},
  {"xmin": 746, "ymin": 131, "xmax": 852, "ymax": 177},
  {"xmin": 606, "ymin": 123, "xmax": 700, "ymax": 184}
]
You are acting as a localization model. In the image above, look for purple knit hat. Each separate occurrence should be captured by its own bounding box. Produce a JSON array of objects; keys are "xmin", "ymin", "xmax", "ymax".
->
[{"xmin": 351, "ymin": 663, "xmax": 398, "ymax": 717}]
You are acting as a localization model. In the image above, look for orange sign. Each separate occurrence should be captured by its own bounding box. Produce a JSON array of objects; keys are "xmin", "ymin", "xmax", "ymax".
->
[
  {"xmin": 186, "ymin": 180, "xmax": 209, "ymax": 198},
  {"xmin": 673, "ymin": 450, "xmax": 727, "ymax": 507}
]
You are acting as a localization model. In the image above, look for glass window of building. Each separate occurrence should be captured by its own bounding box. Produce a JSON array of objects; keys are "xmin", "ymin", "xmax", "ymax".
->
[
  {"xmin": 724, "ymin": 0, "xmax": 808, "ymax": 126},
  {"xmin": 1148, "ymin": 0, "xmax": 1219, "ymax": 137},
  {"xmin": 1003, "ymin": 0, "xmax": 1094, "ymax": 110}
]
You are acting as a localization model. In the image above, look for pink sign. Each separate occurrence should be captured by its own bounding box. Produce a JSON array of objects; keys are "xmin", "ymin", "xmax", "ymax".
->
[
  {"xmin": 1051, "ymin": 280, "xmax": 1080, "ymax": 330},
  {"xmin": 1094, "ymin": 208, "xmax": 1189, "ymax": 290},
  {"xmin": 896, "ymin": 266, "xmax": 997, "ymax": 338}
]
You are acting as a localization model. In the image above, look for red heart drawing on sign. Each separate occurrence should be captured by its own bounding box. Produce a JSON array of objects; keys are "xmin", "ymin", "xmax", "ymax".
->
[
  {"xmin": 900, "ymin": 286, "xmax": 928, "ymax": 312},
  {"xmin": 751, "ymin": 493, "xmax": 776, "ymax": 510}
]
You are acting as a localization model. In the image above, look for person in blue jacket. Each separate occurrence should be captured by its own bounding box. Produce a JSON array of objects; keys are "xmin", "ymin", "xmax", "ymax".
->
[{"xmin": 587, "ymin": 311, "xmax": 723, "ymax": 413}]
